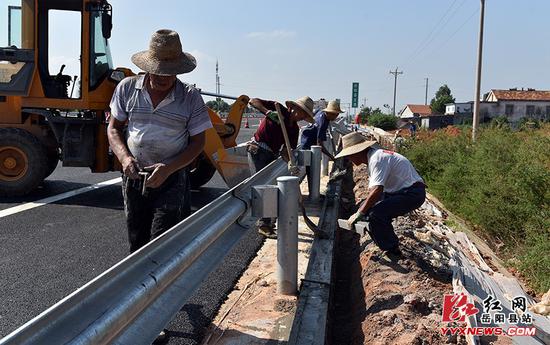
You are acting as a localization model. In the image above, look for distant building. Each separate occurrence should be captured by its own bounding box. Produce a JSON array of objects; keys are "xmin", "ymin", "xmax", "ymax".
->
[
  {"xmin": 419, "ymin": 114, "xmax": 454, "ymax": 130},
  {"xmin": 483, "ymin": 88, "xmax": 550, "ymax": 122},
  {"xmin": 445, "ymin": 102, "xmax": 472, "ymax": 115},
  {"xmin": 445, "ymin": 101, "xmax": 474, "ymax": 125},
  {"xmin": 399, "ymin": 104, "xmax": 433, "ymax": 119}
]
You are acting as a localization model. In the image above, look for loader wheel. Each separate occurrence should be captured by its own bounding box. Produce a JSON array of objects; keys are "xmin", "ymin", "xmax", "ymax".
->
[
  {"xmin": 0, "ymin": 128, "xmax": 48, "ymax": 196},
  {"xmin": 189, "ymin": 154, "xmax": 217, "ymax": 189},
  {"xmin": 44, "ymin": 148, "xmax": 59, "ymax": 179}
]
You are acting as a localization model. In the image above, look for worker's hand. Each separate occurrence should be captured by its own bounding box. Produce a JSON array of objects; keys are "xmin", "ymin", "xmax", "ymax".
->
[
  {"xmin": 347, "ymin": 210, "xmax": 365, "ymax": 229},
  {"xmin": 121, "ymin": 156, "xmax": 139, "ymax": 179},
  {"xmin": 288, "ymin": 163, "xmax": 301, "ymax": 177},
  {"xmin": 144, "ymin": 163, "xmax": 172, "ymax": 188}
]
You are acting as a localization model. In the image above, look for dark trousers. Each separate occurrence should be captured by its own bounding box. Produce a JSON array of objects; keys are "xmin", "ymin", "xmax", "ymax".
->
[
  {"xmin": 248, "ymin": 145, "xmax": 276, "ymax": 227},
  {"xmin": 122, "ymin": 169, "xmax": 191, "ymax": 253},
  {"xmin": 366, "ymin": 185, "xmax": 426, "ymax": 250}
]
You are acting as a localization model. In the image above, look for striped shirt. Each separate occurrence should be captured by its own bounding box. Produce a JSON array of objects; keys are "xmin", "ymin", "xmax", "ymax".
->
[{"xmin": 109, "ymin": 75, "xmax": 212, "ymax": 166}]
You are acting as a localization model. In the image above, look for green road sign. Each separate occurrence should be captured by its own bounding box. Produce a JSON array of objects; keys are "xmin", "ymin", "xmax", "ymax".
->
[{"xmin": 352, "ymin": 82, "xmax": 359, "ymax": 108}]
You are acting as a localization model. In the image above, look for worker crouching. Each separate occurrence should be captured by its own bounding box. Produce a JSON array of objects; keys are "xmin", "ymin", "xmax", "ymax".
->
[{"xmin": 339, "ymin": 132, "xmax": 426, "ymax": 255}]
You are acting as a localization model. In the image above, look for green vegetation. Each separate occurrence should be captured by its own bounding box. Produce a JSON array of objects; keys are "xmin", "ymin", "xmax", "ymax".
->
[
  {"xmin": 401, "ymin": 126, "xmax": 550, "ymax": 293},
  {"xmin": 430, "ymin": 84, "xmax": 455, "ymax": 114},
  {"xmin": 206, "ymin": 98, "xmax": 231, "ymax": 112},
  {"xmin": 367, "ymin": 112, "xmax": 397, "ymax": 130}
]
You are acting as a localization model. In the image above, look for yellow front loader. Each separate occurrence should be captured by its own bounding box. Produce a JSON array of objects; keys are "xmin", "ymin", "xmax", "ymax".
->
[{"xmin": 0, "ymin": 0, "xmax": 249, "ymax": 196}]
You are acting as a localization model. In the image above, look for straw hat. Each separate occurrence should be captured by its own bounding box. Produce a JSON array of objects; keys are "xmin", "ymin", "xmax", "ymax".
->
[
  {"xmin": 323, "ymin": 100, "xmax": 344, "ymax": 114},
  {"xmin": 334, "ymin": 132, "xmax": 377, "ymax": 159},
  {"xmin": 286, "ymin": 96, "xmax": 315, "ymax": 123},
  {"xmin": 131, "ymin": 29, "xmax": 197, "ymax": 75}
]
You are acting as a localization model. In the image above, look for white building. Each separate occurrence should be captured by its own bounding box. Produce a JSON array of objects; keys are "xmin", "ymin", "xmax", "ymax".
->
[
  {"xmin": 482, "ymin": 89, "xmax": 550, "ymax": 122},
  {"xmin": 399, "ymin": 104, "xmax": 432, "ymax": 119},
  {"xmin": 445, "ymin": 102, "xmax": 472, "ymax": 115}
]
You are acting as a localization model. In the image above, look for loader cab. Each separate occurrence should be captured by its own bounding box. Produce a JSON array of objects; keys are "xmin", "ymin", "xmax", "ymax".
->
[
  {"xmin": 0, "ymin": 0, "xmax": 115, "ymax": 105},
  {"xmin": 0, "ymin": 0, "xmax": 121, "ymax": 196}
]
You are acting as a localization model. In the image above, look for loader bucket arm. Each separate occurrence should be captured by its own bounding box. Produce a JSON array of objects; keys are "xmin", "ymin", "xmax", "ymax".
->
[{"xmin": 197, "ymin": 95, "xmax": 252, "ymax": 188}]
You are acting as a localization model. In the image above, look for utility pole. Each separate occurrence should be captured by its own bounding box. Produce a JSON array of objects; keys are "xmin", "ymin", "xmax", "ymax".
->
[
  {"xmin": 389, "ymin": 67, "xmax": 403, "ymax": 116},
  {"xmin": 215, "ymin": 60, "xmax": 221, "ymax": 96},
  {"xmin": 472, "ymin": 0, "xmax": 485, "ymax": 142},
  {"xmin": 424, "ymin": 78, "xmax": 429, "ymax": 105}
]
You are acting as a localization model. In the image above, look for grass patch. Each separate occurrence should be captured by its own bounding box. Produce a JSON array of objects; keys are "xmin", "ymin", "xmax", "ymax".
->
[{"xmin": 401, "ymin": 125, "xmax": 550, "ymax": 293}]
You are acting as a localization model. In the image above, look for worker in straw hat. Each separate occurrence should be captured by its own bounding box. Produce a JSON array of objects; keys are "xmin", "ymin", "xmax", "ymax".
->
[
  {"xmin": 300, "ymin": 99, "xmax": 343, "ymax": 154},
  {"xmin": 108, "ymin": 29, "xmax": 212, "ymax": 254},
  {"xmin": 337, "ymin": 132, "xmax": 426, "ymax": 255},
  {"xmin": 300, "ymin": 99, "xmax": 343, "ymax": 185},
  {"xmin": 248, "ymin": 96, "xmax": 316, "ymax": 238}
]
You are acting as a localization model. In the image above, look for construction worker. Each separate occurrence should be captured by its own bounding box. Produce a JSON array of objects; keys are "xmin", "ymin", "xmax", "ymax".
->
[
  {"xmin": 108, "ymin": 29, "xmax": 212, "ymax": 254},
  {"xmin": 338, "ymin": 132, "xmax": 426, "ymax": 255},
  {"xmin": 300, "ymin": 99, "xmax": 343, "ymax": 154},
  {"xmin": 248, "ymin": 96, "xmax": 315, "ymax": 238},
  {"xmin": 299, "ymin": 99, "xmax": 342, "ymax": 185}
]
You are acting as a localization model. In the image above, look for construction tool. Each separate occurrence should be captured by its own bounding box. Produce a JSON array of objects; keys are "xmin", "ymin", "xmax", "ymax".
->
[
  {"xmin": 273, "ymin": 103, "xmax": 326, "ymax": 238},
  {"xmin": 138, "ymin": 171, "xmax": 151, "ymax": 196}
]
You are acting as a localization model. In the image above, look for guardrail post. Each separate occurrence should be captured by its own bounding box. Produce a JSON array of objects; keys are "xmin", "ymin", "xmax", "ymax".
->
[
  {"xmin": 322, "ymin": 146, "xmax": 329, "ymax": 177},
  {"xmin": 310, "ymin": 146, "xmax": 322, "ymax": 201},
  {"xmin": 276, "ymin": 176, "xmax": 299, "ymax": 295}
]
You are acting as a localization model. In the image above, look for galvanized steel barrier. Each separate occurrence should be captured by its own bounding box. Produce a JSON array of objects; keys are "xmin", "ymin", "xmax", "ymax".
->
[{"xmin": 0, "ymin": 159, "xmax": 289, "ymax": 345}]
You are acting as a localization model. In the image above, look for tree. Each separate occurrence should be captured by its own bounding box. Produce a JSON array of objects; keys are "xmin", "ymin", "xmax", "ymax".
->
[
  {"xmin": 205, "ymin": 98, "xmax": 231, "ymax": 112},
  {"xmin": 430, "ymin": 84, "xmax": 455, "ymax": 114},
  {"xmin": 358, "ymin": 106, "xmax": 383, "ymax": 124},
  {"xmin": 368, "ymin": 113, "xmax": 397, "ymax": 130}
]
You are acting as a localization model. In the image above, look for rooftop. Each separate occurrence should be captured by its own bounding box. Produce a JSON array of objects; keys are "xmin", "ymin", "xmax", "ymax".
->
[
  {"xmin": 489, "ymin": 89, "xmax": 550, "ymax": 102},
  {"xmin": 406, "ymin": 104, "xmax": 432, "ymax": 116}
]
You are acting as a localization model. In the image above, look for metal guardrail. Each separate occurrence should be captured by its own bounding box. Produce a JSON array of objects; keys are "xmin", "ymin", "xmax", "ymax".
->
[
  {"xmin": 287, "ymin": 165, "xmax": 344, "ymax": 345},
  {"xmin": 0, "ymin": 159, "xmax": 288, "ymax": 345}
]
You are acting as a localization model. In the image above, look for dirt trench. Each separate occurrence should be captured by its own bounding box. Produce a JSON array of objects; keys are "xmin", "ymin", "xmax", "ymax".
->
[{"xmin": 329, "ymin": 165, "xmax": 467, "ymax": 345}]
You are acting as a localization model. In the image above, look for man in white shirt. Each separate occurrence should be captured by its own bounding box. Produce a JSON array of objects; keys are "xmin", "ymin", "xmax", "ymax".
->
[
  {"xmin": 108, "ymin": 29, "xmax": 212, "ymax": 253},
  {"xmin": 336, "ymin": 132, "xmax": 426, "ymax": 254}
]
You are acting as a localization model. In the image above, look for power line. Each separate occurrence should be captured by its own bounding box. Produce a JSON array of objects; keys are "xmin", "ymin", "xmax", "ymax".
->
[
  {"xmin": 403, "ymin": 0, "xmax": 459, "ymax": 63},
  {"xmin": 403, "ymin": 0, "xmax": 468, "ymax": 68}
]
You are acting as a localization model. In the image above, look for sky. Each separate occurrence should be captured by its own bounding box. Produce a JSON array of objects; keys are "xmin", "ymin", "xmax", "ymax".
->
[{"xmin": 2, "ymin": 0, "xmax": 550, "ymax": 113}]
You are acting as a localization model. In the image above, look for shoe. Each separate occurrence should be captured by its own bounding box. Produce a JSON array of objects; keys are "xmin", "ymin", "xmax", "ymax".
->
[
  {"xmin": 258, "ymin": 225, "xmax": 277, "ymax": 239},
  {"xmin": 383, "ymin": 247, "xmax": 402, "ymax": 261},
  {"xmin": 153, "ymin": 329, "xmax": 168, "ymax": 344}
]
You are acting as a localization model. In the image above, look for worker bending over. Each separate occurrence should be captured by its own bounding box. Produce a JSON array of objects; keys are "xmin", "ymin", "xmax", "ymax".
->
[{"xmin": 248, "ymin": 96, "xmax": 315, "ymax": 238}]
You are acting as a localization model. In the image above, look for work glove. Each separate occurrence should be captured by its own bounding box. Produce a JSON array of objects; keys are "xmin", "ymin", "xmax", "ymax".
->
[
  {"xmin": 347, "ymin": 210, "xmax": 365, "ymax": 229},
  {"xmin": 288, "ymin": 163, "xmax": 301, "ymax": 177},
  {"xmin": 329, "ymin": 168, "xmax": 347, "ymax": 181}
]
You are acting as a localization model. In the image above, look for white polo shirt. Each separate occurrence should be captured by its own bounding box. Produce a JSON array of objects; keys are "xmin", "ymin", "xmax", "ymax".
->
[
  {"xmin": 367, "ymin": 148, "xmax": 424, "ymax": 193},
  {"xmin": 109, "ymin": 75, "xmax": 212, "ymax": 166}
]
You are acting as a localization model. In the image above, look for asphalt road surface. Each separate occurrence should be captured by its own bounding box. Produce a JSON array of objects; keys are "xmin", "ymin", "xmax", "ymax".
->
[{"xmin": 0, "ymin": 117, "xmax": 267, "ymax": 344}]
